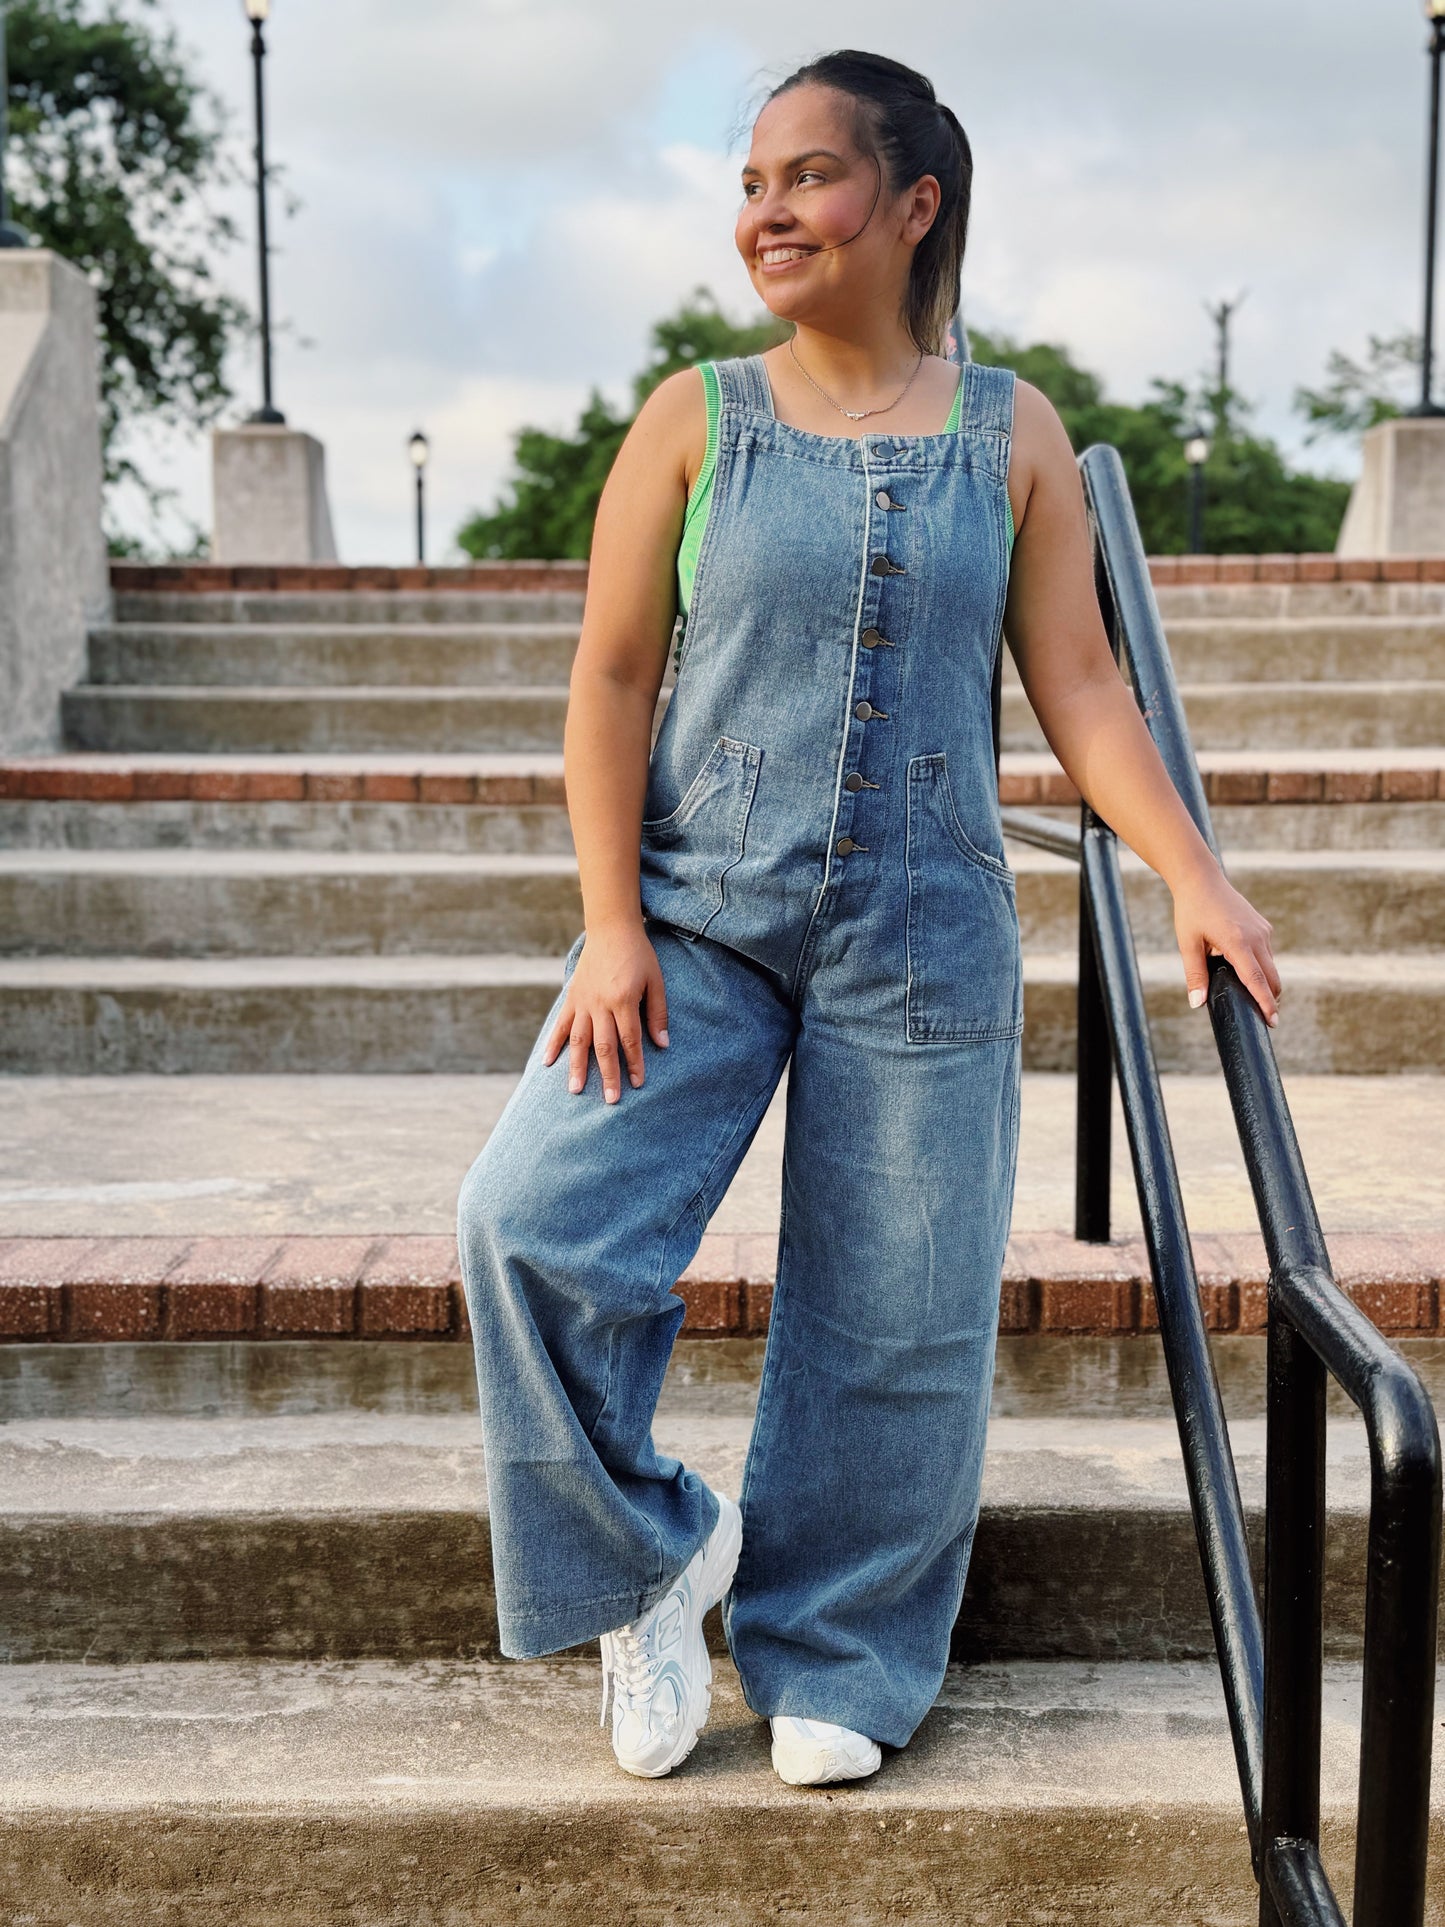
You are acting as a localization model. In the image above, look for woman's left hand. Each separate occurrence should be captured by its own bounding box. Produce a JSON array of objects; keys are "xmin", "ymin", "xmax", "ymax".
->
[{"xmin": 1171, "ymin": 859, "xmax": 1282, "ymax": 1028}]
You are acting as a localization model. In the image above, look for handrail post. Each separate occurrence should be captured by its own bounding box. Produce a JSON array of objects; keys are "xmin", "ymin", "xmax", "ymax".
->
[
  {"xmin": 1074, "ymin": 519, "xmax": 1120, "ymax": 1243},
  {"xmin": 1259, "ymin": 1295, "xmax": 1326, "ymax": 1927},
  {"xmin": 1074, "ymin": 829, "xmax": 1113, "ymax": 1242}
]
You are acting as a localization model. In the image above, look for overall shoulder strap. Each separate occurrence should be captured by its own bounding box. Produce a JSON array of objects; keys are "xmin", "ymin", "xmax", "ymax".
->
[
  {"xmin": 957, "ymin": 359, "xmax": 1016, "ymax": 438},
  {"xmin": 712, "ymin": 354, "xmax": 775, "ymax": 418}
]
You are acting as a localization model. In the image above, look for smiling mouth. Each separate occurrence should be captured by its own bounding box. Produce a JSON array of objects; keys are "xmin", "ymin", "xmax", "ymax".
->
[{"xmin": 758, "ymin": 246, "xmax": 818, "ymax": 269}]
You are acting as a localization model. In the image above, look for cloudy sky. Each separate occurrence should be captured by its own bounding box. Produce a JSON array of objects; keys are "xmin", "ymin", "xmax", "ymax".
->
[{"xmin": 116, "ymin": 0, "xmax": 1427, "ymax": 562}]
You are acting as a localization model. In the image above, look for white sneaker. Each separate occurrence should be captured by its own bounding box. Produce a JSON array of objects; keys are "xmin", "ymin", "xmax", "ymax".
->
[
  {"xmin": 599, "ymin": 1490, "xmax": 743, "ymax": 1778},
  {"xmin": 770, "ymin": 1715, "xmax": 883, "ymax": 1786}
]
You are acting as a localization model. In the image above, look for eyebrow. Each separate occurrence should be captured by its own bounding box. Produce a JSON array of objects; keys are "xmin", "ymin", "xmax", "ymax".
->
[{"xmin": 740, "ymin": 149, "xmax": 845, "ymax": 179}]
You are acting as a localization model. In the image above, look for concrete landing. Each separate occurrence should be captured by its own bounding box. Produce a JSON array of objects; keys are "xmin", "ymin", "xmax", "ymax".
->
[
  {"xmin": 0, "ymin": 1655, "xmax": 1421, "ymax": 1924},
  {"xmin": 0, "ymin": 1071, "xmax": 1438, "ymax": 1241}
]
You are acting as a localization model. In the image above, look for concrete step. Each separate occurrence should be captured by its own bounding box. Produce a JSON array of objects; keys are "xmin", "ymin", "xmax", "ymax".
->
[
  {"xmin": 61, "ymin": 684, "xmax": 576, "ymax": 755},
  {"xmin": 0, "ymin": 951, "xmax": 1435, "ymax": 1072},
  {"xmin": 112, "ymin": 588, "xmax": 588, "ymax": 625},
  {"xmin": 3, "ymin": 791, "xmax": 1442, "ymax": 853},
  {"xmin": 0, "ymin": 1403, "xmax": 1390, "ymax": 1664},
  {"xmin": 89, "ymin": 621, "xmax": 581, "ymax": 687},
  {"xmin": 0, "ymin": 846, "xmax": 1438, "ymax": 957},
  {"xmin": 60, "ymin": 680, "xmax": 1445, "ymax": 755},
  {"xmin": 0, "ymin": 1652, "xmax": 1388, "ymax": 1925},
  {"xmin": 1002, "ymin": 681, "xmax": 1445, "ymax": 753},
  {"xmin": 89, "ymin": 614, "xmax": 1445, "ymax": 690},
  {"xmin": 0, "ymin": 850, "xmax": 585, "ymax": 957},
  {"xmin": 1147, "ymin": 616, "xmax": 1445, "ymax": 684}
]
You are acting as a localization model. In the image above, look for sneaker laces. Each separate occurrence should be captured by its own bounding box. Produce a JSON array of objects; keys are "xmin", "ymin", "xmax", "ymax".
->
[{"xmin": 599, "ymin": 1621, "xmax": 658, "ymax": 1727}]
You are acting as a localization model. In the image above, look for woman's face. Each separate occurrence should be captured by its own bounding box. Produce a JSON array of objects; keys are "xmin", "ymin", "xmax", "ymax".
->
[{"xmin": 735, "ymin": 83, "xmax": 924, "ymax": 327}]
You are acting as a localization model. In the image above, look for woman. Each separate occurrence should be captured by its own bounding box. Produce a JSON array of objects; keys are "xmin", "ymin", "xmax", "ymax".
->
[{"xmin": 456, "ymin": 47, "xmax": 1280, "ymax": 1790}]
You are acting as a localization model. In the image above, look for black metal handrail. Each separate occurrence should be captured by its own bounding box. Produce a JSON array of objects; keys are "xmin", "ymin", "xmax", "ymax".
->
[{"xmin": 997, "ymin": 444, "xmax": 1441, "ymax": 1926}]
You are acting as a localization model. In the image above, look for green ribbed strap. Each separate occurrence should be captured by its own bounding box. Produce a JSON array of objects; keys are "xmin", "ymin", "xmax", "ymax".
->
[{"xmin": 676, "ymin": 362, "xmax": 721, "ymax": 619}]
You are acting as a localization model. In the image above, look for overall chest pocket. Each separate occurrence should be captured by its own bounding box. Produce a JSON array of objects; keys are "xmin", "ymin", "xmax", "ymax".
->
[
  {"xmin": 904, "ymin": 752, "xmax": 1023, "ymax": 1043},
  {"xmin": 640, "ymin": 736, "xmax": 762, "ymax": 939}
]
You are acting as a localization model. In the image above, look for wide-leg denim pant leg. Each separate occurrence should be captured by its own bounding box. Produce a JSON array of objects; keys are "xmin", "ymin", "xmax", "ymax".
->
[
  {"xmin": 722, "ymin": 981, "xmax": 1023, "ymax": 1751},
  {"xmin": 455, "ymin": 923, "xmax": 795, "ymax": 1660}
]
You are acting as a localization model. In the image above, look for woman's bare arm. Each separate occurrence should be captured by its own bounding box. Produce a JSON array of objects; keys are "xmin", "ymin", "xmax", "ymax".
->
[
  {"xmin": 1002, "ymin": 379, "xmax": 1282, "ymax": 1025},
  {"xmin": 539, "ymin": 366, "xmax": 709, "ymax": 1101}
]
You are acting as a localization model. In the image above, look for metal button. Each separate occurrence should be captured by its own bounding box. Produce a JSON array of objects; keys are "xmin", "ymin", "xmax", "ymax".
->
[
  {"xmin": 870, "ymin": 553, "xmax": 906, "ymax": 576},
  {"xmin": 844, "ymin": 772, "xmax": 864, "ymax": 792},
  {"xmin": 874, "ymin": 442, "xmax": 892, "ymax": 459},
  {"xmin": 835, "ymin": 836, "xmax": 857, "ymax": 856},
  {"xmin": 854, "ymin": 700, "xmax": 874, "ymax": 721},
  {"xmin": 860, "ymin": 627, "xmax": 892, "ymax": 649},
  {"xmin": 875, "ymin": 488, "xmax": 906, "ymax": 510}
]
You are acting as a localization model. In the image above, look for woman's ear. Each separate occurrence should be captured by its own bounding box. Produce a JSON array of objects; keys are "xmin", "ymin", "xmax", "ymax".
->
[{"xmin": 903, "ymin": 173, "xmax": 943, "ymax": 247}]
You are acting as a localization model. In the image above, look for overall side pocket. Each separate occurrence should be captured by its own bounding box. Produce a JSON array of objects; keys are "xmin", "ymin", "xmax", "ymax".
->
[
  {"xmin": 640, "ymin": 736, "xmax": 762, "ymax": 940},
  {"xmin": 904, "ymin": 751, "xmax": 1024, "ymax": 1044}
]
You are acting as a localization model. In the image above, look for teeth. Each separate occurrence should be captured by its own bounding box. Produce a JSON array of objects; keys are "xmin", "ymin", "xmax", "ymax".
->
[{"xmin": 761, "ymin": 247, "xmax": 814, "ymax": 264}]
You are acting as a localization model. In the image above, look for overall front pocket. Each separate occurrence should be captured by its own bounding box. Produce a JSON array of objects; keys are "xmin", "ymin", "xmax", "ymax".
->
[
  {"xmin": 904, "ymin": 751, "xmax": 1023, "ymax": 1043},
  {"xmin": 639, "ymin": 736, "xmax": 762, "ymax": 939}
]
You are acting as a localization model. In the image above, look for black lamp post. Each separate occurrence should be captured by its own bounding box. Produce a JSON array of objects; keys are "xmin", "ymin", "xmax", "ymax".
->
[
  {"xmin": 1184, "ymin": 427, "xmax": 1211, "ymax": 554},
  {"xmin": 409, "ymin": 431, "xmax": 429, "ymax": 563},
  {"xmin": 243, "ymin": 0, "xmax": 284, "ymax": 424},
  {"xmin": 0, "ymin": 5, "xmax": 30, "ymax": 248},
  {"xmin": 1409, "ymin": 0, "xmax": 1445, "ymax": 416}
]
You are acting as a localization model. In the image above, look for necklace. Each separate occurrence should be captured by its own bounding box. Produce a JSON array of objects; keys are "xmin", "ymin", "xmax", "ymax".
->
[{"xmin": 787, "ymin": 335, "xmax": 926, "ymax": 422}]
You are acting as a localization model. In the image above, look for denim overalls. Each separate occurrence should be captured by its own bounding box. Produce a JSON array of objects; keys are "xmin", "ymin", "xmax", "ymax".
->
[{"xmin": 457, "ymin": 352, "xmax": 1023, "ymax": 1749}]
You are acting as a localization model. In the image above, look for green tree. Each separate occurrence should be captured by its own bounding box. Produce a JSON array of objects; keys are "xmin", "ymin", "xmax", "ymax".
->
[
  {"xmin": 1292, "ymin": 330, "xmax": 1420, "ymax": 442},
  {"xmin": 8, "ymin": 0, "xmax": 265, "ymax": 554},
  {"xmin": 455, "ymin": 287, "xmax": 787, "ymax": 561},
  {"xmin": 970, "ymin": 325, "xmax": 1350, "ymax": 553}
]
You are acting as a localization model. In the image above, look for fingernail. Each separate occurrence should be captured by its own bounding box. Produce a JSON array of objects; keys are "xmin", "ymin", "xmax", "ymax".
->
[
  {"xmin": 1188, "ymin": 987, "xmax": 1206, "ymax": 1008},
  {"xmin": 1268, "ymin": 1011, "xmax": 1278, "ymax": 1027},
  {"xmin": 568, "ymin": 1074, "xmax": 583, "ymax": 1094},
  {"xmin": 658, "ymin": 1029, "xmax": 670, "ymax": 1047},
  {"xmin": 605, "ymin": 1088, "xmax": 618, "ymax": 1104},
  {"xmin": 630, "ymin": 1073, "xmax": 642, "ymax": 1087}
]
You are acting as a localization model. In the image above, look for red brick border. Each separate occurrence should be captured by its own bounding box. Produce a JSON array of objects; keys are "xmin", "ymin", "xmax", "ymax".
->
[
  {"xmin": 108, "ymin": 562, "xmax": 591, "ymax": 594},
  {"xmin": 1, "ymin": 1231, "xmax": 1441, "ymax": 1343},
  {"xmin": 109, "ymin": 556, "xmax": 1445, "ymax": 593},
  {"xmin": 0, "ymin": 763, "xmax": 570, "ymax": 806},
  {"xmin": 2, "ymin": 758, "xmax": 1438, "ymax": 810}
]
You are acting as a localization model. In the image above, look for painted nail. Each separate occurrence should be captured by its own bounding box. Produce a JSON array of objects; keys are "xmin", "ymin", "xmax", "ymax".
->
[{"xmin": 1188, "ymin": 987, "xmax": 1206, "ymax": 1008}]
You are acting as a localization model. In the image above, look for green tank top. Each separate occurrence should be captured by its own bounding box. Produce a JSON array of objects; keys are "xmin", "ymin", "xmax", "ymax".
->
[{"xmin": 676, "ymin": 359, "xmax": 1015, "ymax": 619}]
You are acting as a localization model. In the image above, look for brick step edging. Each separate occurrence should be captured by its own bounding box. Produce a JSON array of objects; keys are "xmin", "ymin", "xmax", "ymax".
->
[
  {"xmin": 1, "ymin": 1231, "xmax": 1440, "ymax": 1343},
  {"xmin": 2, "ymin": 762, "xmax": 1441, "ymax": 807},
  {"xmin": 108, "ymin": 556, "xmax": 1445, "ymax": 592}
]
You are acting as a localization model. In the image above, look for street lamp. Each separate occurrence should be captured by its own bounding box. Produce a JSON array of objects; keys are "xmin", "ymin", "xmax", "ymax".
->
[
  {"xmin": 1408, "ymin": 0, "xmax": 1445, "ymax": 416},
  {"xmin": 243, "ymin": 0, "xmax": 284, "ymax": 423},
  {"xmin": 1184, "ymin": 428, "xmax": 1211, "ymax": 554},
  {"xmin": 0, "ymin": 5, "xmax": 30, "ymax": 247},
  {"xmin": 409, "ymin": 430, "xmax": 429, "ymax": 564}
]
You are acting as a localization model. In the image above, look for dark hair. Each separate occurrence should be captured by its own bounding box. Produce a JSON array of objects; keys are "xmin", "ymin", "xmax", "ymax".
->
[{"xmin": 761, "ymin": 49, "xmax": 971, "ymax": 358}]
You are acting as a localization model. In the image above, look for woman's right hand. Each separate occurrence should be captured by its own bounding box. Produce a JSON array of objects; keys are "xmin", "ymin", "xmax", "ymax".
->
[{"xmin": 541, "ymin": 919, "xmax": 670, "ymax": 1103}]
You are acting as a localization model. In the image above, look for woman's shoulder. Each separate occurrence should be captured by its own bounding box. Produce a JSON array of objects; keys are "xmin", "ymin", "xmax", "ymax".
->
[{"xmin": 633, "ymin": 363, "xmax": 717, "ymax": 497}]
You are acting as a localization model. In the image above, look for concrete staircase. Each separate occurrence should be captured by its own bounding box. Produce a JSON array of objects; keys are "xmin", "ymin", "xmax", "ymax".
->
[
  {"xmin": 3, "ymin": 1329, "xmax": 1438, "ymax": 1923},
  {"xmin": 0, "ymin": 564, "xmax": 1440, "ymax": 1074},
  {"xmin": 1, "ymin": 559, "xmax": 1443, "ymax": 1921}
]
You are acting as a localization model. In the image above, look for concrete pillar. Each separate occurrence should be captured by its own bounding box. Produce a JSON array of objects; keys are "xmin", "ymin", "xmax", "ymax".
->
[
  {"xmin": 1336, "ymin": 415, "xmax": 1445, "ymax": 556},
  {"xmin": 211, "ymin": 423, "xmax": 339, "ymax": 564},
  {"xmin": 0, "ymin": 250, "xmax": 110, "ymax": 753}
]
